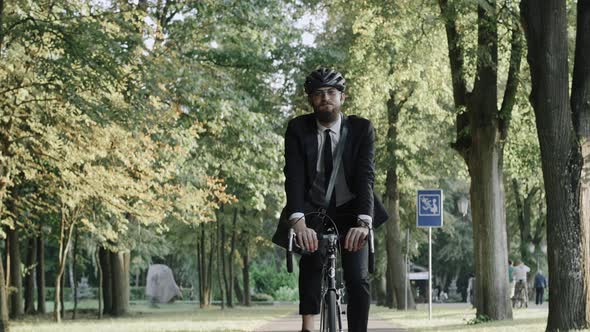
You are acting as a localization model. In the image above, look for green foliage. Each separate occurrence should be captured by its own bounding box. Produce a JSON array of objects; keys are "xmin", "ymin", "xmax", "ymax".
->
[
  {"xmin": 250, "ymin": 261, "xmax": 298, "ymax": 299},
  {"xmin": 0, "ymin": 0, "xmax": 560, "ymax": 320},
  {"xmin": 250, "ymin": 293, "xmax": 274, "ymax": 302},
  {"xmin": 273, "ymin": 286, "xmax": 298, "ymax": 302},
  {"xmin": 44, "ymin": 286, "xmax": 193, "ymax": 302},
  {"xmin": 466, "ymin": 314, "xmax": 492, "ymax": 325}
]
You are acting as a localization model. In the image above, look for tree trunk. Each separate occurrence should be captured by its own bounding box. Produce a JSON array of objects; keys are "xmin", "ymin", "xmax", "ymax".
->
[
  {"xmin": 23, "ymin": 237, "xmax": 36, "ymax": 314},
  {"xmin": 110, "ymin": 251, "xmax": 129, "ymax": 317},
  {"xmin": 385, "ymin": 262, "xmax": 394, "ymax": 307},
  {"xmin": 98, "ymin": 247, "xmax": 112, "ymax": 315},
  {"xmin": 216, "ymin": 216, "xmax": 225, "ymax": 309},
  {"xmin": 135, "ymin": 268, "xmax": 140, "ymax": 288},
  {"xmin": 72, "ymin": 231, "xmax": 78, "ymax": 320},
  {"xmin": 35, "ymin": 234, "xmax": 45, "ymax": 314},
  {"xmin": 95, "ymin": 247, "xmax": 102, "ymax": 319},
  {"xmin": 234, "ymin": 275, "xmax": 243, "ymax": 305},
  {"xmin": 68, "ymin": 241, "xmax": 74, "ymax": 293},
  {"xmin": 521, "ymin": 0, "xmax": 590, "ymax": 329},
  {"xmin": 198, "ymin": 223, "xmax": 212, "ymax": 308},
  {"xmin": 6, "ymin": 227, "xmax": 22, "ymax": 318},
  {"xmin": 0, "ymin": 4, "xmax": 11, "ymax": 328},
  {"xmin": 54, "ymin": 210, "xmax": 77, "ymax": 322},
  {"xmin": 122, "ymin": 252, "xmax": 130, "ymax": 315},
  {"xmin": 60, "ymin": 272, "xmax": 65, "ymax": 319},
  {"xmin": 0, "ymin": 250, "xmax": 9, "ymax": 332},
  {"xmin": 110, "ymin": 252, "xmax": 121, "ymax": 316},
  {"xmin": 54, "ymin": 265, "xmax": 64, "ymax": 322},
  {"xmin": 468, "ymin": 87, "xmax": 511, "ymax": 320},
  {"xmin": 374, "ymin": 266, "xmax": 387, "ymax": 306},
  {"xmin": 439, "ymin": 0, "xmax": 520, "ymax": 320},
  {"xmin": 227, "ymin": 208, "xmax": 238, "ymax": 307},
  {"xmin": 242, "ymin": 247, "xmax": 250, "ymax": 306},
  {"xmin": 207, "ymin": 232, "xmax": 214, "ymax": 306},
  {"xmin": 573, "ymin": 0, "xmax": 590, "ymax": 328},
  {"xmin": 197, "ymin": 230, "xmax": 203, "ymax": 306},
  {"xmin": 383, "ymin": 91, "xmax": 416, "ymax": 310}
]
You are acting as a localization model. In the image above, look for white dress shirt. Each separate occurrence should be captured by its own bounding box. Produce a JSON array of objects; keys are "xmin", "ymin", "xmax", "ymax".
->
[{"xmin": 513, "ymin": 264, "xmax": 530, "ymax": 282}]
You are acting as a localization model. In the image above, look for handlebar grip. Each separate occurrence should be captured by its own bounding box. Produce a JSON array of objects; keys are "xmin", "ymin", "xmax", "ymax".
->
[
  {"xmin": 287, "ymin": 229, "xmax": 295, "ymax": 273},
  {"xmin": 368, "ymin": 228, "xmax": 375, "ymax": 274},
  {"xmin": 287, "ymin": 250, "xmax": 293, "ymax": 273}
]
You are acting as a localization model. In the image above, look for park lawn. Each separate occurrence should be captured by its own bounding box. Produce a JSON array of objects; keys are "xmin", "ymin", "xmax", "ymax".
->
[
  {"xmin": 373, "ymin": 303, "xmax": 556, "ymax": 332},
  {"xmin": 10, "ymin": 301, "xmax": 298, "ymax": 332}
]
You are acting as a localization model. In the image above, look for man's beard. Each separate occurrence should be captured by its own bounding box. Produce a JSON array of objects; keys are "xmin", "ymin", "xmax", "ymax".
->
[{"xmin": 314, "ymin": 106, "xmax": 339, "ymax": 123}]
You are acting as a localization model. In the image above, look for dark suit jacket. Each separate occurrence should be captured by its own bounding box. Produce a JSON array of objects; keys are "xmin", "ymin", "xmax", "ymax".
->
[{"xmin": 283, "ymin": 113, "xmax": 388, "ymax": 228}]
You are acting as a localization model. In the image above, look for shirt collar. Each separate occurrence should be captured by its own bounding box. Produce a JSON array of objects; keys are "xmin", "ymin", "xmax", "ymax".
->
[{"xmin": 316, "ymin": 113, "xmax": 342, "ymax": 135}]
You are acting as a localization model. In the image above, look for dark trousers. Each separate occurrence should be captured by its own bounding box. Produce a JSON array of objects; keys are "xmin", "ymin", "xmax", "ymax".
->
[
  {"xmin": 535, "ymin": 287, "xmax": 544, "ymax": 305},
  {"xmin": 298, "ymin": 200, "xmax": 370, "ymax": 332}
]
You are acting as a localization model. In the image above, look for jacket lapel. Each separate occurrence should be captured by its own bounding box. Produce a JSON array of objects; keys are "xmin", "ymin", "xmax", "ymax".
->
[
  {"xmin": 304, "ymin": 115, "xmax": 318, "ymax": 184},
  {"xmin": 341, "ymin": 115, "xmax": 351, "ymax": 178}
]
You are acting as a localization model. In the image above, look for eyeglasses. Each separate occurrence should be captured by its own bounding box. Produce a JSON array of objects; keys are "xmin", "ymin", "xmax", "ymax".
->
[{"xmin": 310, "ymin": 89, "xmax": 341, "ymax": 98}]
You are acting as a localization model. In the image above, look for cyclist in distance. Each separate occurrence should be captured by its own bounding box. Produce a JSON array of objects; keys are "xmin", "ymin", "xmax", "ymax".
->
[{"xmin": 281, "ymin": 67, "xmax": 389, "ymax": 332}]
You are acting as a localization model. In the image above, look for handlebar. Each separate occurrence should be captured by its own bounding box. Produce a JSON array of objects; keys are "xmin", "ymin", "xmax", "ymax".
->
[{"xmin": 286, "ymin": 227, "xmax": 375, "ymax": 274}]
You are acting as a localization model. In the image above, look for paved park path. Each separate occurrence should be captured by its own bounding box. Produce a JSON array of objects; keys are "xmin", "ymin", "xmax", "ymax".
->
[{"xmin": 255, "ymin": 305, "xmax": 407, "ymax": 332}]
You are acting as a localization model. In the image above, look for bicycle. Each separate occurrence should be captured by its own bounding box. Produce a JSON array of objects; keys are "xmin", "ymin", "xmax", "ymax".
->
[
  {"xmin": 285, "ymin": 211, "xmax": 375, "ymax": 332},
  {"xmin": 512, "ymin": 280, "xmax": 528, "ymax": 308}
]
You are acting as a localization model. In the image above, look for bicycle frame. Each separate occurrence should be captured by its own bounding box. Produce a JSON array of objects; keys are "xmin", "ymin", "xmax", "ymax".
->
[{"xmin": 319, "ymin": 232, "xmax": 343, "ymax": 332}]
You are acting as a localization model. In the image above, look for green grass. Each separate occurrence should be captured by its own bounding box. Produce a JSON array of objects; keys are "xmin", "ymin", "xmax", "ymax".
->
[
  {"xmin": 10, "ymin": 301, "xmax": 298, "ymax": 332},
  {"xmin": 11, "ymin": 301, "xmax": 589, "ymax": 332},
  {"xmin": 373, "ymin": 303, "xmax": 554, "ymax": 332}
]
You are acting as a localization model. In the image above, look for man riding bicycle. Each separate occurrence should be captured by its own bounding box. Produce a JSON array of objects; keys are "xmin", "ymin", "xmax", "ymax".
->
[
  {"xmin": 512, "ymin": 260, "xmax": 530, "ymax": 307},
  {"xmin": 280, "ymin": 68, "xmax": 388, "ymax": 332}
]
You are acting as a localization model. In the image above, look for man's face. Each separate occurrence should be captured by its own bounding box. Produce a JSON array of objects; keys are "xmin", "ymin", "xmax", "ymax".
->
[{"xmin": 308, "ymin": 87, "xmax": 345, "ymax": 124}]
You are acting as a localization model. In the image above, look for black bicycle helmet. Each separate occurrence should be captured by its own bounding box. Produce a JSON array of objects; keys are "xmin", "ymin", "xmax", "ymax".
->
[{"xmin": 304, "ymin": 67, "xmax": 346, "ymax": 94}]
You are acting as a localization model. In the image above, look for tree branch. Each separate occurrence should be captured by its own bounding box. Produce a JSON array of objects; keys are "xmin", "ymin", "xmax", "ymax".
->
[
  {"xmin": 511, "ymin": 178, "xmax": 525, "ymax": 238},
  {"xmin": 14, "ymin": 97, "xmax": 59, "ymax": 107},
  {"xmin": 472, "ymin": 0, "xmax": 498, "ymax": 118},
  {"xmin": 499, "ymin": 10, "xmax": 523, "ymax": 140},
  {"xmin": 532, "ymin": 200, "xmax": 545, "ymax": 243},
  {"xmin": 0, "ymin": 0, "xmax": 5, "ymax": 51},
  {"xmin": 438, "ymin": 0, "xmax": 468, "ymax": 107}
]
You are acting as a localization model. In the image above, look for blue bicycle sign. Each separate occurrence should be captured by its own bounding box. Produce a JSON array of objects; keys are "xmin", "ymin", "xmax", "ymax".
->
[{"xmin": 417, "ymin": 189, "xmax": 443, "ymax": 228}]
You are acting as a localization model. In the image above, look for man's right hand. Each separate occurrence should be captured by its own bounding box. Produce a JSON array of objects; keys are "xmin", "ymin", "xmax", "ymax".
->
[{"xmin": 291, "ymin": 218, "xmax": 318, "ymax": 252}]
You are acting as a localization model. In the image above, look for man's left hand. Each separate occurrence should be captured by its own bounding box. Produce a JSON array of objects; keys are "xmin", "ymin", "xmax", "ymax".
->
[{"xmin": 344, "ymin": 227, "xmax": 368, "ymax": 252}]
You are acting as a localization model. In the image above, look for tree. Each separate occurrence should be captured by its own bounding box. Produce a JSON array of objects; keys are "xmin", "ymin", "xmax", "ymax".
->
[
  {"xmin": 0, "ymin": 252, "xmax": 8, "ymax": 332},
  {"xmin": 437, "ymin": 0, "xmax": 523, "ymax": 319},
  {"xmin": 520, "ymin": 0, "xmax": 590, "ymax": 329}
]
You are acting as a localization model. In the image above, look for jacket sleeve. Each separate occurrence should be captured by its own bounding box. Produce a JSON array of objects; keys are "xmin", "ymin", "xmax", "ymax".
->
[
  {"xmin": 283, "ymin": 120, "xmax": 305, "ymax": 216},
  {"xmin": 355, "ymin": 120, "xmax": 376, "ymax": 217}
]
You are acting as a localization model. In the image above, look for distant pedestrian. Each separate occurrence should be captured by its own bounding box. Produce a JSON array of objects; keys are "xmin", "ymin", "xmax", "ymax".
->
[{"xmin": 534, "ymin": 271, "xmax": 547, "ymax": 305}]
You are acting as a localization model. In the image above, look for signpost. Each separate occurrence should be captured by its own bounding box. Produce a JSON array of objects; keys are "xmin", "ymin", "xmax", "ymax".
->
[{"xmin": 416, "ymin": 189, "xmax": 443, "ymax": 320}]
